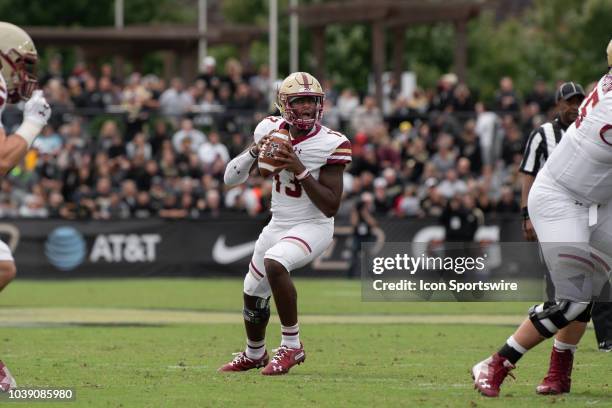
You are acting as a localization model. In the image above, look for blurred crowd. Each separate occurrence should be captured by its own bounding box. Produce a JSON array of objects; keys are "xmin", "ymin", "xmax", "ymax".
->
[{"xmin": 0, "ymin": 55, "xmax": 581, "ymax": 220}]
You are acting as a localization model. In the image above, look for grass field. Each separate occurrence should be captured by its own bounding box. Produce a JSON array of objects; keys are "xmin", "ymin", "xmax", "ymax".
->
[{"xmin": 0, "ymin": 279, "xmax": 609, "ymax": 407}]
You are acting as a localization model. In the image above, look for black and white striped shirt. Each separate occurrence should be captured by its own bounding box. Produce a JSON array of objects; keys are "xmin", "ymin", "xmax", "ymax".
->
[{"xmin": 519, "ymin": 118, "xmax": 567, "ymax": 175}]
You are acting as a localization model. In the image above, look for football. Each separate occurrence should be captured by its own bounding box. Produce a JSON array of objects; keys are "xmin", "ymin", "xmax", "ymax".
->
[{"xmin": 258, "ymin": 129, "xmax": 290, "ymax": 177}]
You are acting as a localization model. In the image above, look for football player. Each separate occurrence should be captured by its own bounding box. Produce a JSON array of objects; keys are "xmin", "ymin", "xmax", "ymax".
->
[
  {"xmin": 220, "ymin": 72, "xmax": 351, "ymax": 375},
  {"xmin": 472, "ymin": 38, "xmax": 612, "ymax": 397},
  {"xmin": 0, "ymin": 22, "xmax": 51, "ymax": 391},
  {"xmin": 520, "ymin": 80, "xmax": 612, "ymax": 389}
]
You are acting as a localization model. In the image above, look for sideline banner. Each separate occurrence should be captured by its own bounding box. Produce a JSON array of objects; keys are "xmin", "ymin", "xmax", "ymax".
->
[{"xmin": 0, "ymin": 216, "xmax": 525, "ymax": 278}]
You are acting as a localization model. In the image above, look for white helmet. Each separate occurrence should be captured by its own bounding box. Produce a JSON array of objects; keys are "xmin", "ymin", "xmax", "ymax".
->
[
  {"xmin": 0, "ymin": 22, "xmax": 38, "ymax": 102},
  {"xmin": 275, "ymin": 72, "xmax": 324, "ymax": 131},
  {"xmin": 607, "ymin": 38, "xmax": 612, "ymax": 68}
]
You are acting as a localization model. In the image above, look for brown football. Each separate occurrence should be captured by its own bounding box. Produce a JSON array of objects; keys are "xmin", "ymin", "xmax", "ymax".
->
[{"xmin": 258, "ymin": 129, "xmax": 290, "ymax": 177}]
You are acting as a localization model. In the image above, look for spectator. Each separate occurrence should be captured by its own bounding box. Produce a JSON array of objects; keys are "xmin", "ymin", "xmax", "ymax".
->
[
  {"xmin": 525, "ymin": 79, "xmax": 555, "ymax": 115},
  {"xmin": 458, "ymin": 120, "xmax": 483, "ymax": 174},
  {"xmin": 396, "ymin": 184, "xmax": 422, "ymax": 217},
  {"xmin": 431, "ymin": 73, "xmax": 457, "ymax": 111},
  {"xmin": 494, "ymin": 76, "xmax": 521, "ymax": 113},
  {"xmin": 337, "ymin": 88, "xmax": 360, "ymax": 130},
  {"xmin": 0, "ymin": 59, "xmax": 554, "ymax": 219},
  {"xmin": 172, "ymin": 118, "xmax": 206, "ymax": 153},
  {"xmin": 475, "ymin": 102, "xmax": 502, "ymax": 165},
  {"xmin": 438, "ymin": 169, "xmax": 468, "ymax": 199},
  {"xmin": 126, "ymin": 132, "xmax": 152, "ymax": 160},
  {"xmin": 351, "ymin": 95, "xmax": 383, "ymax": 136},
  {"xmin": 159, "ymin": 78, "xmax": 194, "ymax": 116},
  {"xmin": 349, "ymin": 192, "xmax": 378, "ymax": 277},
  {"xmin": 19, "ymin": 192, "xmax": 49, "ymax": 218},
  {"xmin": 495, "ymin": 185, "xmax": 520, "ymax": 213},
  {"xmin": 451, "ymin": 83, "xmax": 476, "ymax": 120},
  {"xmin": 33, "ymin": 125, "xmax": 63, "ymax": 155},
  {"xmin": 431, "ymin": 134, "xmax": 457, "ymax": 174},
  {"xmin": 197, "ymin": 131, "xmax": 229, "ymax": 167}
]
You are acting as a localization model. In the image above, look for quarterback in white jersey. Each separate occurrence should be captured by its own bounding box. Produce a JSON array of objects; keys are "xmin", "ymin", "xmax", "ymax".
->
[
  {"xmin": 220, "ymin": 72, "xmax": 351, "ymax": 375},
  {"xmin": 0, "ymin": 22, "xmax": 51, "ymax": 392},
  {"xmin": 472, "ymin": 39, "xmax": 612, "ymax": 398},
  {"xmin": 253, "ymin": 116, "xmax": 351, "ymax": 225}
]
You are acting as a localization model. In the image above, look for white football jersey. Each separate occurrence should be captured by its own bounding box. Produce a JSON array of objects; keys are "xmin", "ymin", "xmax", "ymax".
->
[
  {"xmin": 253, "ymin": 116, "xmax": 352, "ymax": 224},
  {"xmin": 0, "ymin": 73, "xmax": 7, "ymax": 129},
  {"xmin": 544, "ymin": 73, "xmax": 612, "ymax": 204}
]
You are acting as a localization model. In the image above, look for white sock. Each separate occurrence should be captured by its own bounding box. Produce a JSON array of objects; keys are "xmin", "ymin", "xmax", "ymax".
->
[
  {"xmin": 245, "ymin": 338, "xmax": 265, "ymax": 359},
  {"xmin": 554, "ymin": 339, "xmax": 578, "ymax": 354},
  {"xmin": 507, "ymin": 335, "xmax": 528, "ymax": 354},
  {"xmin": 281, "ymin": 323, "xmax": 300, "ymax": 349}
]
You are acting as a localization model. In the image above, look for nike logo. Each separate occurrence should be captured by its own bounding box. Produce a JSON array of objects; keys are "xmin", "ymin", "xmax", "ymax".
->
[{"xmin": 212, "ymin": 236, "xmax": 256, "ymax": 264}]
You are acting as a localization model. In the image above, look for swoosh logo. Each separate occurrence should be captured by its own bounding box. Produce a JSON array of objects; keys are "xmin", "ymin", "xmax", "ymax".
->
[{"xmin": 212, "ymin": 236, "xmax": 256, "ymax": 264}]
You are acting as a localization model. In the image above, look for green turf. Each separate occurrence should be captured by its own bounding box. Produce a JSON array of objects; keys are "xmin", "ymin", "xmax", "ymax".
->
[
  {"xmin": 0, "ymin": 279, "xmax": 609, "ymax": 407},
  {"xmin": 0, "ymin": 278, "xmax": 532, "ymax": 315}
]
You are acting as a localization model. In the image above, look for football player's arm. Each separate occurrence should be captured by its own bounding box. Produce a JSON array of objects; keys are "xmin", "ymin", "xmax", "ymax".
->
[
  {"xmin": 520, "ymin": 173, "xmax": 537, "ymax": 241},
  {"xmin": 276, "ymin": 143, "xmax": 344, "ymax": 217},
  {"xmin": 300, "ymin": 164, "xmax": 345, "ymax": 218},
  {"xmin": 0, "ymin": 135, "xmax": 28, "ymax": 176},
  {"xmin": 0, "ymin": 90, "xmax": 50, "ymax": 176},
  {"xmin": 520, "ymin": 173, "xmax": 535, "ymax": 210},
  {"xmin": 223, "ymin": 144, "xmax": 259, "ymax": 186},
  {"xmin": 223, "ymin": 131, "xmax": 272, "ymax": 186}
]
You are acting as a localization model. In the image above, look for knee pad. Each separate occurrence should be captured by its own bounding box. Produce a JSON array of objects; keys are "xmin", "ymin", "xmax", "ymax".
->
[
  {"xmin": 575, "ymin": 302, "xmax": 593, "ymax": 323},
  {"xmin": 528, "ymin": 300, "xmax": 590, "ymax": 338},
  {"xmin": 242, "ymin": 296, "xmax": 270, "ymax": 324}
]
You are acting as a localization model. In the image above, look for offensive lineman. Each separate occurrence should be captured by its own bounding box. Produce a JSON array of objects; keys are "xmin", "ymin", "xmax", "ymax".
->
[
  {"xmin": 219, "ymin": 72, "xmax": 351, "ymax": 375},
  {"xmin": 472, "ymin": 39, "xmax": 612, "ymax": 397},
  {"xmin": 520, "ymin": 81, "xmax": 612, "ymax": 394},
  {"xmin": 0, "ymin": 22, "xmax": 52, "ymax": 391}
]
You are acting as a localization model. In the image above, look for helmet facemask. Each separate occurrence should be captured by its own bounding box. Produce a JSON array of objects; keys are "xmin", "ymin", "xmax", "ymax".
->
[
  {"xmin": 277, "ymin": 92, "xmax": 324, "ymax": 131},
  {"xmin": 0, "ymin": 48, "xmax": 38, "ymax": 103}
]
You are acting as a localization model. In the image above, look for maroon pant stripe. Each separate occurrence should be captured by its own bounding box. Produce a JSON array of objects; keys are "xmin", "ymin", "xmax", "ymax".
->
[
  {"xmin": 558, "ymin": 253, "xmax": 594, "ymax": 269},
  {"xmin": 250, "ymin": 261, "xmax": 264, "ymax": 278},
  {"xmin": 283, "ymin": 236, "xmax": 312, "ymax": 253}
]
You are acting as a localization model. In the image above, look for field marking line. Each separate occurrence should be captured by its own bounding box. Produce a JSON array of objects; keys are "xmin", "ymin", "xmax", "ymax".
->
[{"xmin": 0, "ymin": 308, "xmax": 526, "ymax": 326}]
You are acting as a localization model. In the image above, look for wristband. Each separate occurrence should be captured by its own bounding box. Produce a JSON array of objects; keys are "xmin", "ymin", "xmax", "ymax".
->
[
  {"xmin": 249, "ymin": 147, "xmax": 258, "ymax": 158},
  {"xmin": 15, "ymin": 121, "xmax": 43, "ymax": 148},
  {"xmin": 521, "ymin": 206, "xmax": 529, "ymax": 221},
  {"xmin": 296, "ymin": 169, "xmax": 311, "ymax": 181}
]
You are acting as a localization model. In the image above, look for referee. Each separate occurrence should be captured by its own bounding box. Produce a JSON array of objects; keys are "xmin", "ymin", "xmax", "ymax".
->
[{"xmin": 520, "ymin": 81, "xmax": 612, "ymax": 352}]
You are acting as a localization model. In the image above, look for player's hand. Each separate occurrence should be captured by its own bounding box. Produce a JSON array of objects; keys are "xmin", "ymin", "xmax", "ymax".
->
[
  {"xmin": 275, "ymin": 140, "xmax": 306, "ymax": 174},
  {"xmin": 522, "ymin": 219, "xmax": 537, "ymax": 242},
  {"xmin": 23, "ymin": 90, "xmax": 51, "ymax": 127},
  {"xmin": 252, "ymin": 133, "xmax": 273, "ymax": 156}
]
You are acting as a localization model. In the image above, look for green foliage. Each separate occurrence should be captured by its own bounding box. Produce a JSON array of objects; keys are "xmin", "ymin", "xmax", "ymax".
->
[
  {"xmin": 0, "ymin": 0, "xmax": 192, "ymax": 27},
  {"xmin": 404, "ymin": 24, "xmax": 454, "ymax": 90},
  {"xmin": 468, "ymin": 0, "xmax": 612, "ymax": 102},
  {"xmin": 0, "ymin": 0, "xmax": 113, "ymax": 26},
  {"xmin": 324, "ymin": 25, "xmax": 371, "ymax": 92},
  {"xmin": 221, "ymin": 0, "xmax": 269, "ymax": 25}
]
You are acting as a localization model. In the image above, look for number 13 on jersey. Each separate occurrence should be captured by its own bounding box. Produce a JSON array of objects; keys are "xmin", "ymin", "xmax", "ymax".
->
[{"xmin": 274, "ymin": 173, "xmax": 302, "ymax": 198}]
